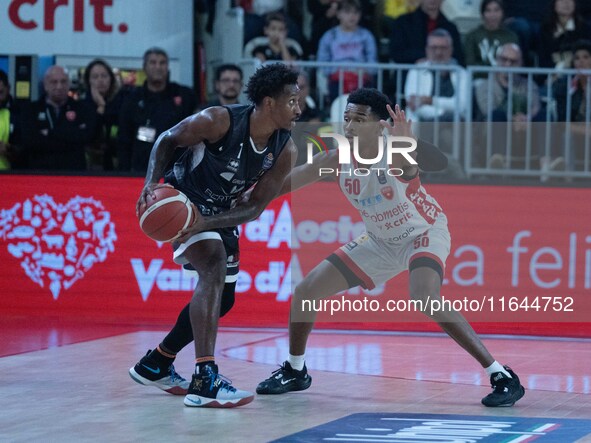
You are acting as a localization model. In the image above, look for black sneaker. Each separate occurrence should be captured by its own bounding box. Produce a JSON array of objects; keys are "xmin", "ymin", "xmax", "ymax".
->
[
  {"xmin": 183, "ymin": 363, "xmax": 254, "ymax": 408},
  {"xmin": 481, "ymin": 366, "xmax": 525, "ymax": 407},
  {"xmin": 256, "ymin": 361, "xmax": 312, "ymax": 395},
  {"xmin": 129, "ymin": 350, "xmax": 189, "ymax": 395}
]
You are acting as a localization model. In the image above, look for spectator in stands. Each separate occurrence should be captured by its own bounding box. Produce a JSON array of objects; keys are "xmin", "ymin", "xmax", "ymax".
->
[
  {"xmin": 240, "ymin": 0, "xmax": 305, "ymax": 52},
  {"xmin": 307, "ymin": 0, "xmax": 375, "ymax": 56},
  {"xmin": 379, "ymin": 0, "xmax": 419, "ymax": 40},
  {"xmin": 389, "ymin": 0, "xmax": 464, "ymax": 66},
  {"xmin": 118, "ymin": 47, "xmax": 197, "ymax": 173},
  {"xmin": 317, "ymin": 0, "xmax": 378, "ymax": 101},
  {"xmin": 552, "ymin": 39, "xmax": 591, "ymax": 170},
  {"xmin": 384, "ymin": 0, "xmax": 419, "ymax": 19},
  {"xmin": 83, "ymin": 59, "xmax": 129, "ymax": 170},
  {"xmin": 21, "ymin": 65, "xmax": 96, "ymax": 171},
  {"xmin": 580, "ymin": 2, "xmax": 591, "ymax": 23},
  {"xmin": 474, "ymin": 44, "xmax": 542, "ymax": 168},
  {"xmin": 0, "ymin": 69, "xmax": 23, "ymax": 169},
  {"xmin": 537, "ymin": 0, "xmax": 591, "ymax": 70},
  {"xmin": 440, "ymin": 0, "xmax": 480, "ymax": 21},
  {"xmin": 297, "ymin": 71, "xmax": 322, "ymax": 123},
  {"xmin": 464, "ymin": 0, "xmax": 519, "ymax": 74},
  {"xmin": 308, "ymin": 0, "xmax": 341, "ymax": 56},
  {"xmin": 404, "ymin": 28, "xmax": 468, "ymax": 179},
  {"xmin": 405, "ymin": 28, "xmax": 468, "ymax": 123},
  {"xmin": 203, "ymin": 64, "xmax": 244, "ymax": 109},
  {"xmin": 475, "ymin": 44, "xmax": 540, "ymax": 121},
  {"xmin": 293, "ymin": 70, "xmax": 323, "ymax": 166},
  {"xmin": 503, "ymin": 0, "xmax": 552, "ymax": 64},
  {"xmin": 246, "ymin": 12, "xmax": 302, "ymax": 62}
]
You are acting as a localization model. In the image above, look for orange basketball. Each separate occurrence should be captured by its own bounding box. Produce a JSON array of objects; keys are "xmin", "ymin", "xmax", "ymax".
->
[{"xmin": 138, "ymin": 186, "xmax": 195, "ymax": 242}]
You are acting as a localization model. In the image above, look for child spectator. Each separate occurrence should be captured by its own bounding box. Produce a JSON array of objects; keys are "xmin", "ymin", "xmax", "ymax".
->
[
  {"xmin": 246, "ymin": 12, "xmax": 303, "ymax": 62},
  {"xmin": 316, "ymin": 0, "xmax": 377, "ymax": 100}
]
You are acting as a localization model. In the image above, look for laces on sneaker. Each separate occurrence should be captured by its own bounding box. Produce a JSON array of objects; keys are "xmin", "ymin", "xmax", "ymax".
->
[
  {"xmin": 168, "ymin": 364, "xmax": 185, "ymax": 383},
  {"xmin": 202, "ymin": 367, "xmax": 236, "ymax": 393},
  {"xmin": 490, "ymin": 374, "xmax": 510, "ymax": 394},
  {"xmin": 272, "ymin": 363, "xmax": 289, "ymax": 378}
]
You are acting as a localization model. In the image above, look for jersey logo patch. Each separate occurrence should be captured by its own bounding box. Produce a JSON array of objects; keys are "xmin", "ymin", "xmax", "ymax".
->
[
  {"xmin": 380, "ymin": 186, "xmax": 394, "ymax": 200},
  {"xmin": 226, "ymin": 159, "xmax": 239, "ymax": 172},
  {"xmin": 262, "ymin": 153, "xmax": 274, "ymax": 170}
]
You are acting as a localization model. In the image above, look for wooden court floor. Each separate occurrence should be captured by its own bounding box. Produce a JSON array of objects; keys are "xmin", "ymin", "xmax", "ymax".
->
[{"xmin": 1, "ymin": 327, "xmax": 590, "ymax": 442}]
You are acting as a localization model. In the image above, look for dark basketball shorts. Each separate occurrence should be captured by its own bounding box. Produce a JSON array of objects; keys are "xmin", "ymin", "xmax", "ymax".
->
[{"xmin": 172, "ymin": 227, "xmax": 240, "ymax": 284}]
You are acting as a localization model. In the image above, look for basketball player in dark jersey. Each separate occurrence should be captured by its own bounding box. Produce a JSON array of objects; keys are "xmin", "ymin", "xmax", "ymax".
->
[{"xmin": 129, "ymin": 64, "xmax": 300, "ymax": 408}]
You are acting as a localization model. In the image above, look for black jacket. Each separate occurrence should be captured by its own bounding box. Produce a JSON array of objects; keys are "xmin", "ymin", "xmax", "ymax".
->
[
  {"xmin": 117, "ymin": 81, "xmax": 197, "ymax": 173},
  {"xmin": 389, "ymin": 8, "xmax": 464, "ymax": 66},
  {"xmin": 21, "ymin": 97, "xmax": 96, "ymax": 171}
]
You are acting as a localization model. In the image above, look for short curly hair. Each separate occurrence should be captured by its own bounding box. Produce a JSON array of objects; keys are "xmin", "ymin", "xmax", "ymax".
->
[
  {"xmin": 246, "ymin": 63, "xmax": 299, "ymax": 105},
  {"xmin": 347, "ymin": 88, "xmax": 392, "ymax": 121}
]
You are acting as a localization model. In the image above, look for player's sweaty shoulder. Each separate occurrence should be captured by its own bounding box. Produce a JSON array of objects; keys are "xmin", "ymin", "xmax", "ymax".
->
[{"xmin": 192, "ymin": 106, "xmax": 231, "ymax": 143}]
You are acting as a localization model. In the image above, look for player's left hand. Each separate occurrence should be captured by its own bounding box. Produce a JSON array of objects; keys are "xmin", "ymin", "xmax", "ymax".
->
[{"xmin": 380, "ymin": 104, "xmax": 414, "ymax": 138}]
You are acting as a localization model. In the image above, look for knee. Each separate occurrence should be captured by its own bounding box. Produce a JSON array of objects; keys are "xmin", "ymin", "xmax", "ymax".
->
[
  {"xmin": 409, "ymin": 282, "xmax": 439, "ymax": 307},
  {"xmin": 293, "ymin": 283, "xmax": 307, "ymax": 302},
  {"xmin": 197, "ymin": 260, "xmax": 226, "ymax": 289},
  {"xmin": 292, "ymin": 278, "xmax": 317, "ymax": 304}
]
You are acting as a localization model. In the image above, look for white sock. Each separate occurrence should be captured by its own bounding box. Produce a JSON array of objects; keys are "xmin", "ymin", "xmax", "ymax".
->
[
  {"xmin": 485, "ymin": 361, "xmax": 511, "ymax": 378},
  {"xmin": 288, "ymin": 354, "xmax": 305, "ymax": 371}
]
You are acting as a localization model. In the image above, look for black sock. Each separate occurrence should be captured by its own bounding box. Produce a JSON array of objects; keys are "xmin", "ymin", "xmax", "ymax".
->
[
  {"xmin": 196, "ymin": 360, "xmax": 216, "ymax": 374},
  {"xmin": 148, "ymin": 348, "xmax": 174, "ymax": 368},
  {"xmin": 160, "ymin": 283, "xmax": 236, "ymax": 354},
  {"xmin": 161, "ymin": 303, "xmax": 193, "ymax": 353}
]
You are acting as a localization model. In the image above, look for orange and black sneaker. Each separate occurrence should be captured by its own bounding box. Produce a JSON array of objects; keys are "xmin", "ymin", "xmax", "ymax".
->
[
  {"xmin": 184, "ymin": 363, "xmax": 254, "ymax": 408},
  {"xmin": 129, "ymin": 350, "xmax": 189, "ymax": 395}
]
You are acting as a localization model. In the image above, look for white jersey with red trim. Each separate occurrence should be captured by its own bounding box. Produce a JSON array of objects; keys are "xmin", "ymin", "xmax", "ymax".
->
[{"xmin": 338, "ymin": 156, "xmax": 444, "ymax": 243}]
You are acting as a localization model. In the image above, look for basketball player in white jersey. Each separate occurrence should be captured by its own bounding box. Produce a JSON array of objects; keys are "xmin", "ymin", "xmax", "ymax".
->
[{"xmin": 256, "ymin": 88, "xmax": 525, "ymax": 407}]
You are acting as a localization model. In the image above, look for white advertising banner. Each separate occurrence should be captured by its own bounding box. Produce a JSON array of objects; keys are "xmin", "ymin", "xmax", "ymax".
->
[{"xmin": 2, "ymin": 0, "xmax": 194, "ymax": 84}]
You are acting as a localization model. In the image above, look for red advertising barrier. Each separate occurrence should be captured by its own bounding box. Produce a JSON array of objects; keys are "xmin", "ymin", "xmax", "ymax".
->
[{"xmin": 0, "ymin": 175, "xmax": 589, "ymax": 337}]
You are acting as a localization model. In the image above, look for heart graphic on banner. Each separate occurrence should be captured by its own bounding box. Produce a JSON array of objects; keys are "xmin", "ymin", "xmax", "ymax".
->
[{"xmin": 0, "ymin": 195, "xmax": 117, "ymax": 299}]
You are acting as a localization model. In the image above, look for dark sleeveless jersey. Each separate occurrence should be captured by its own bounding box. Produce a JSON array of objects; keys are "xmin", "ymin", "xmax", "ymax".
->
[{"xmin": 165, "ymin": 104, "xmax": 291, "ymax": 216}]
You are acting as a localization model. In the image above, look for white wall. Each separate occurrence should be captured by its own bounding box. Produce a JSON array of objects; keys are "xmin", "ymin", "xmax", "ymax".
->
[{"xmin": 2, "ymin": 0, "xmax": 194, "ymax": 85}]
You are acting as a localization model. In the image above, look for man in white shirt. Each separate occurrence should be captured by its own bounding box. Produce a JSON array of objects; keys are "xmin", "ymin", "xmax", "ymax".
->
[{"xmin": 404, "ymin": 28, "xmax": 468, "ymax": 123}]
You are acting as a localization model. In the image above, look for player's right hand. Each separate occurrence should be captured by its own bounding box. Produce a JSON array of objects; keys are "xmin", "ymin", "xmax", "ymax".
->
[
  {"xmin": 175, "ymin": 210, "xmax": 205, "ymax": 244},
  {"xmin": 136, "ymin": 183, "xmax": 174, "ymax": 217}
]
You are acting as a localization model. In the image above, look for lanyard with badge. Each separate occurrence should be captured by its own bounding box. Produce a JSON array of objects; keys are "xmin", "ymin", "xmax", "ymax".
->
[
  {"xmin": 37, "ymin": 105, "xmax": 57, "ymax": 137},
  {"xmin": 135, "ymin": 95, "xmax": 158, "ymax": 143},
  {"xmin": 137, "ymin": 119, "xmax": 157, "ymax": 143}
]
